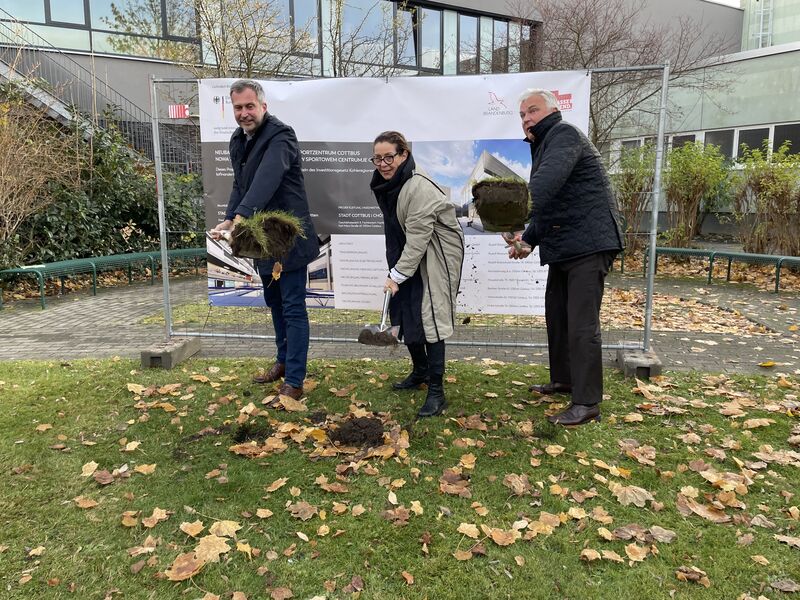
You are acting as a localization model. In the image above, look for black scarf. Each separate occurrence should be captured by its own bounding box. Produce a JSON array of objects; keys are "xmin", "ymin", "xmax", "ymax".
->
[{"xmin": 370, "ymin": 153, "xmax": 416, "ymax": 268}]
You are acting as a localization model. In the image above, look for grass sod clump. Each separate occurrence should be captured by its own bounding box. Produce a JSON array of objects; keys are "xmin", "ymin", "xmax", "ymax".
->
[
  {"xmin": 1, "ymin": 358, "xmax": 799, "ymax": 599},
  {"xmin": 471, "ymin": 177, "xmax": 530, "ymax": 233},
  {"xmin": 230, "ymin": 211, "xmax": 306, "ymax": 260}
]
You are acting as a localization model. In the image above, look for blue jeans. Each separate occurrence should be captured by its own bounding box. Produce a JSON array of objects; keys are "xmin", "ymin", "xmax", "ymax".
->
[{"xmin": 257, "ymin": 264, "xmax": 309, "ymax": 388}]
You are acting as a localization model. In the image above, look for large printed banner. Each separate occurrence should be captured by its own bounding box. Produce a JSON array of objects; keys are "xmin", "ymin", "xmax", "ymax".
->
[{"xmin": 200, "ymin": 72, "xmax": 591, "ymax": 314}]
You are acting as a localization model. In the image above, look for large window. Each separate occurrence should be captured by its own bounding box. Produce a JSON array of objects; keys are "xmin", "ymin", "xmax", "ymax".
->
[
  {"xmin": 774, "ymin": 123, "xmax": 800, "ymax": 156},
  {"xmin": 492, "ymin": 19, "xmax": 507, "ymax": 73},
  {"xmin": 704, "ymin": 129, "xmax": 734, "ymax": 160},
  {"xmin": 458, "ymin": 14, "xmax": 478, "ymax": 74},
  {"xmin": 737, "ymin": 128, "xmax": 769, "ymax": 155},
  {"xmin": 419, "ymin": 7, "xmax": 441, "ymax": 70},
  {"xmin": 1, "ymin": 0, "xmax": 199, "ymax": 59}
]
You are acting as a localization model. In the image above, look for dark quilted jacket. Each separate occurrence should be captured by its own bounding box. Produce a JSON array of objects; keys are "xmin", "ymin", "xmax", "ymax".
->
[{"xmin": 520, "ymin": 112, "xmax": 623, "ymax": 265}]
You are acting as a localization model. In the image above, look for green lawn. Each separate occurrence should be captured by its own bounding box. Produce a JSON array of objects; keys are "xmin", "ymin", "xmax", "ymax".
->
[{"xmin": 1, "ymin": 358, "xmax": 798, "ymax": 599}]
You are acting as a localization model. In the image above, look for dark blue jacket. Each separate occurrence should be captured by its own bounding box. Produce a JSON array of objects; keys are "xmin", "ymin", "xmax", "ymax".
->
[
  {"xmin": 226, "ymin": 114, "xmax": 319, "ymax": 272},
  {"xmin": 521, "ymin": 112, "xmax": 623, "ymax": 265}
]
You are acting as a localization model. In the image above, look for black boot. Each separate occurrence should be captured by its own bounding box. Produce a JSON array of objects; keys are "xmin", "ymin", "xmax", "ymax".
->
[
  {"xmin": 417, "ymin": 382, "xmax": 447, "ymax": 417},
  {"xmin": 392, "ymin": 370, "xmax": 429, "ymax": 389},
  {"xmin": 418, "ymin": 341, "xmax": 446, "ymax": 417},
  {"xmin": 393, "ymin": 343, "xmax": 428, "ymax": 390}
]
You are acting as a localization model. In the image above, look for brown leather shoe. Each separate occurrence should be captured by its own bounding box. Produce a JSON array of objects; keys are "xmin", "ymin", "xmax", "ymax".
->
[
  {"xmin": 252, "ymin": 362, "xmax": 285, "ymax": 384},
  {"xmin": 278, "ymin": 382, "xmax": 304, "ymax": 400},
  {"xmin": 529, "ymin": 382, "xmax": 572, "ymax": 395},
  {"xmin": 547, "ymin": 403, "xmax": 600, "ymax": 426}
]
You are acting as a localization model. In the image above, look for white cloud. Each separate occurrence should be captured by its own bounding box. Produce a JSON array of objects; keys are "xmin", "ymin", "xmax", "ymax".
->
[
  {"xmin": 490, "ymin": 152, "xmax": 531, "ymax": 180},
  {"xmin": 413, "ymin": 140, "xmax": 477, "ymax": 182}
]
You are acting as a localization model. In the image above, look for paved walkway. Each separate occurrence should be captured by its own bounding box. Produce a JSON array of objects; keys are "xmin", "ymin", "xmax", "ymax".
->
[{"xmin": 2, "ymin": 274, "xmax": 798, "ymax": 375}]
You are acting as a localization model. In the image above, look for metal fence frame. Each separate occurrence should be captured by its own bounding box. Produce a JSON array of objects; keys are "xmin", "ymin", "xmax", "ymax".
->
[{"xmin": 151, "ymin": 65, "xmax": 670, "ymax": 352}]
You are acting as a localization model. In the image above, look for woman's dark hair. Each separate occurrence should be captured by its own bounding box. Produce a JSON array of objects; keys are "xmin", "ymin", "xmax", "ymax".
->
[{"xmin": 373, "ymin": 131, "xmax": 410, "ymax": 155}]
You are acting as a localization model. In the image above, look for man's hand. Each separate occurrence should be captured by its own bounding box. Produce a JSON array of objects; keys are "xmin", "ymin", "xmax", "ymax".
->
[
  {"xmin": 383, "ymin": 278, "xmax": 399, "ymax": 296},
  {"xmin": 507, "ymin": 240, "xmax": 533, "ymax": 260},
  {"xmin": 209, "ymin": 219, "xmax": 234, "ymax": 240}
]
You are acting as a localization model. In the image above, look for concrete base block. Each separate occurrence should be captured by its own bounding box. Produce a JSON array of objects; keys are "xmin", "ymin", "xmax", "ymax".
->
[
  {"xmin": 141, "ymin": 338, "xmax": 201, "ymax": 370},
  {"xmin": 617, "ymin": 346, "xmax": 663, "ymax": 380}
]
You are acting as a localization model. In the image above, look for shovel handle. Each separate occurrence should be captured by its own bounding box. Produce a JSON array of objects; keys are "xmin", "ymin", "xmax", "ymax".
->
[{"xmin": 379, "ymin": 289, "xmax": 392, "ymax": 331}]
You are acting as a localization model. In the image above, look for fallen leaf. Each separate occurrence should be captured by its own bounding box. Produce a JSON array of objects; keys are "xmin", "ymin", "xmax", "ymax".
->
[
  {"xmin": 265, "ymin": 478, "xmax": 289, "ymax": 493},
  {"xmin": 401, "ymin": 571, "xmax": 414, "ymax": 585},
  {"xmin": 164, "ymin": 552, "xmax": 205, "ymax": 581},
  {"xmin": 458, "ymin": 523, "xmax": 480, "ymax": 539},
  {"xmin": 208, "ymin": 520, "xmax": 242, "ymax": 538},
  {"xmin": 81, "ymin": 461, "xmax": 99, "ymax": 477},
  {"xmin": 134, "ymin": 464, "xmax": 156, "ymax": 475},
  {"xmin": 609, "ymin": 482, "xmax": 654, "ymax": 507},
  {"xmin": 580, "ymin": 548, "xmax": 601, "ymax": 561},
  {"xmin": 675, "ymin": 565, "xmax": 711, "ymax": 588},
  {"xmin": 180, "ymin": 520, "xmax": 205, "ymax": 538},
  {"xmin": 194, "ymin": 535, "xmax": 231, "ymax": 563},
  {"xmin": 73, "ymin": 496, "xmax": 98, "ymax": 509}
]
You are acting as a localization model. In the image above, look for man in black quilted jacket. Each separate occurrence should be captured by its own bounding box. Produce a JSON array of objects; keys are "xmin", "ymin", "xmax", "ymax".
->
[{"xmin": 506, "ymin": 88, "xmax": 623, "ymax": 426}]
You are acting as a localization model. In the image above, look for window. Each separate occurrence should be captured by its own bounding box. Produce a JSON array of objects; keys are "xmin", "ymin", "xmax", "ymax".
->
[
  {"xmin": 49, "ymin": 0, "xmax": 86, "ymax": 25},
  {"xmin": 420, "ymin": 7, "xmax": 441, "ymax": 70},
  {"xmin": 458, "ymin": 14, "xmax": 477, "ymax": 74},
  {"xmin": 774, "ymin": 123, "xmax": 800, "ymax": 155},
  {"xmin": 3, "ymin": 0, "xmax": 45, "ymax": 21},
  {"xmin": 479, "ymin": 16, "xmax": 492, "ymax": 74},
  {"xmin": 90, "ymin": 0, "xmax": 160, "ymax": 36},
  {"xmin": 442, "ymin": 10, "xmax": 456, "ymax": 75},
  {"xmin": 672, "ymin": 134, "xmax": 696, "ymax": 148},
  {"xmin": 293, "ymin": 0, "xmax": 318, "ymax": 52},
  {"xmin": 704, "ymin": 129, "xmax": 734, "ymax": 160},
  {"xmin": 395, "ymin": 5, "xmax": 416, "ymax": 67},
  {"xmin": 342, "ymin": 0, "xmax": 393, "ymax": 66},
  {"xmin": 621, "ymin": 139, "xmax": 642, "ymax": 157},
  {"xmin": 492, "ymin": 19, "xmax": 508, "ymax": 73},
  {"xmin": 507, "ymin": 22, "xmax": 520, "ymax": 73},
  {"xmin": 737, "ymin": 128, "xmax": 769, "ymax": 156}
]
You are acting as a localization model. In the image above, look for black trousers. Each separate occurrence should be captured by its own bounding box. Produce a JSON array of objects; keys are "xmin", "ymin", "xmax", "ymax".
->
[{"xmin": 545, "ymin": 251, "xmax": 615, "ymax": 405}]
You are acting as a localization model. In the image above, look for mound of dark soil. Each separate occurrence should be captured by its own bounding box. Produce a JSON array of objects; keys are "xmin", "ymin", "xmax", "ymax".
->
[{"xmin": 329, "ymin": 417, "xmax": 385, "ymax": 448}]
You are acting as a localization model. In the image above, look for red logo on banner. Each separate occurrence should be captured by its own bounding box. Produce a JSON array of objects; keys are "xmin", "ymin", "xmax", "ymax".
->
[
  {"xmin": 550, "ymin": 90, "xmax": 573, "ymax": 111},
  {"xmin": 168, "ymin": 104, "xmax": 190, "ymax": 119}
]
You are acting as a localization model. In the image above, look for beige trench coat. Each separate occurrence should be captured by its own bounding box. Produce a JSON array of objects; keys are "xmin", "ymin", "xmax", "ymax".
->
[{"xmin": 394, "ymin": 172, "xmax": 465, "ymax": 342}]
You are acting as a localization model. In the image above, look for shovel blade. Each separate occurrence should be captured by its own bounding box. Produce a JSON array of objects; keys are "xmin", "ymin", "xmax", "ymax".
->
[{"xmin": 357, "ymin": 324, "xmax": 399, "ymax": 346}]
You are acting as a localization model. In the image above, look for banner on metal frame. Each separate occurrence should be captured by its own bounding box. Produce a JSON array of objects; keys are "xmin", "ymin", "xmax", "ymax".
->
[{"xmin": 199, "ymin": 71, "xmax": 591, "ymax": 314}]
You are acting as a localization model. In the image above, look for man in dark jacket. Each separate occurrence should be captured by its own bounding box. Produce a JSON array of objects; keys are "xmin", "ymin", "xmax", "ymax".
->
[
  {"xmin": 211, "ymin": 79, "xmax": 320, "ymax": 400},
  {"xmin": 507, "ymin": 88, "xmax": 623, "ymax": 426}
]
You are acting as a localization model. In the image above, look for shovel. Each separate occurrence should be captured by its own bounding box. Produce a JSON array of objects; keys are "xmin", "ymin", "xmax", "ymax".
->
[{"xmin": 357, "ymin": 290, "xmax": 399, "ymax": 346}]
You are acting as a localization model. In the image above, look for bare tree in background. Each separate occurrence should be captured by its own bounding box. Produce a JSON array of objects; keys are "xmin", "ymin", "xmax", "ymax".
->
[
  {"xmin": 324, "ymin": 0, "xmax": 416, "ymax": 77},
  {"xmin": 509, "ymin": 0, "xmax": 734, "ymax": 148},
  {"xmin": 0, "ymin": 84, "xmax": 80, "ymax": 262}
]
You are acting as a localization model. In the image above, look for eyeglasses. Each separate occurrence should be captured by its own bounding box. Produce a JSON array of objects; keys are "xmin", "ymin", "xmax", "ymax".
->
[{"xmin": 370, "ymin": 153, "xmax": 400, "ymax": 166}]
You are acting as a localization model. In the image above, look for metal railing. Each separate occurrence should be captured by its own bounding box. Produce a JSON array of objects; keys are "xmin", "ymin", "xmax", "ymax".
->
[{"xmin": 0, "ymin": 9, "xmax": 199, "ymax": 173}]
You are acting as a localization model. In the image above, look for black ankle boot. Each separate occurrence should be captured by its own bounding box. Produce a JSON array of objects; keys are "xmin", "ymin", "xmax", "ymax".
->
[
  {"xmin": 417, "ymin": 382, "xmax": 447, "ymax": 417},
  {"xmin": 392, "ymin": 370, "xmax": 429, "ymax": 390}
]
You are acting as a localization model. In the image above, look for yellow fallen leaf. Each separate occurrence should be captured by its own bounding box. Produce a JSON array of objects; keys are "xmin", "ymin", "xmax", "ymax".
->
[
  {"xmin": 580, "ymin": 548, "xmax": 601, "ymax": 561},
  {"xmin": 758, "ymin": 361, "xmax": 776, "ymax": 368},
  {"xmin": 458, "ymin": 523, "xmax": 480, "ymax": 539},
  {"xmin": 208, "ymin": 520, "xmax": 241, "ymax": 538},
  {"xmin": 265, "ymin": 478, "xmax": 289, "ymax": 493},
  {"xmin": 401, "ymin": 571, "xmax": 414, "ymax": 585},
  {"xmin": 81, "ymin": 461, "xmax": 98, "ymax": 477},
  {"xmin": 256, "ymin": 508, "xmax": 274, "ymax": 519},
  {"xmin": 134, "ymin": 464, "xmax": 156, "ymax": 475},
  {"xmin": 180, "ymin": 520, "xmax": 205, "ymax": 538},
  {"xmin": 453, "ymin": 549, "xmax": 473, "ymax": 561},
  {"xmin": 73, "ymin": 496, "xmax": 98, "ymax": 509},
  {"xmin": 751, "ymin": 555, "xmax": 769, "ymax": 566},
  {"xmin": 194, "ymin": 534, "xmax": 231, "ymax": 563}
]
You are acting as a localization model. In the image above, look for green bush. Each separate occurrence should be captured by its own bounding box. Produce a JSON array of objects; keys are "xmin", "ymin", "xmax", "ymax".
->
[
  {"xmin": 611, "ymin": 143, "xmax": 655, "ymax": 255},
  {"xmin": 663, "ymin": 142, "xmax": 729, "ymax": 248},
  {"xmin": 733, "ymin": 141, "xmax": 800, "ymax": 255},
  {"xmin": 4, "ymin": 124, "xmax": 202, "ymax": 268}
]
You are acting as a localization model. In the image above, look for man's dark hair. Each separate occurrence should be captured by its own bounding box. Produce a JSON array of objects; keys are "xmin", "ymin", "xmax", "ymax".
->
[{"xmin": 373, "ymin": 131, "xmax": 410, "ymax": 155}]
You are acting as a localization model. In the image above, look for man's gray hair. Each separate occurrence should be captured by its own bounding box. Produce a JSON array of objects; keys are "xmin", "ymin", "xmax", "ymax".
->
[
  {"xmin": 230, "ymin": 79, "xmax": 266, "ymax": 103},
  {"xmin": 519, "ymin": 88, "xmax": 559, "ymax": 110}
]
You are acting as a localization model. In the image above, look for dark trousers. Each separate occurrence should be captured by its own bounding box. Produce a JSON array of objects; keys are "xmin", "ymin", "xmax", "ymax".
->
[
  {"xmin": 407, "ymin": 340, "xmax": 445, "ymax": 385},
  {"xmin": 257, "ymin": 265, "xmax": 309, "ymax": 388},
  {"xmin": 545, "ymin": 251, "xmax": 615, "ymax": 405}
]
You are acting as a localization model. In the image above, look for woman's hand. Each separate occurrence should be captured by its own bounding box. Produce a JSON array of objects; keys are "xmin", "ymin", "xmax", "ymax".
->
[{"xmin": 383, "ymin": 277, "xmax": 399, "ymax": 296}]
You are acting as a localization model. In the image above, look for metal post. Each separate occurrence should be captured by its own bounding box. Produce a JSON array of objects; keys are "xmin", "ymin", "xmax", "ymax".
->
[
  {"xmin": 150, "ymin": 75, "xmax": 173, "ymax": 342},
  {"xmin": 642, "ymin": 62, "xmax": 670, "ymax": 352}
]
